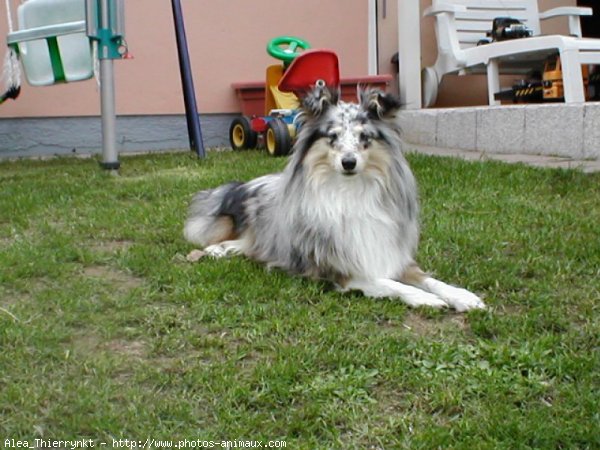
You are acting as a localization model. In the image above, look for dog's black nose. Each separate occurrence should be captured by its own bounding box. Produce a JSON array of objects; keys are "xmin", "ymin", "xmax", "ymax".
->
[{"xmin": 342, "ymin": 156, "xmax": 357, "ymax": 172}]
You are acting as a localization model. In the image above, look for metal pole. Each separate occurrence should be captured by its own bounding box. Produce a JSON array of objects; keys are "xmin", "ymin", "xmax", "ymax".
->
[
  {"xmin": 171, "ymin": 0, "xmax": 205, "ymax": 158},
  {"xmin": 99, "ymin": 0, "xmax": 119, "ymax": 170}
]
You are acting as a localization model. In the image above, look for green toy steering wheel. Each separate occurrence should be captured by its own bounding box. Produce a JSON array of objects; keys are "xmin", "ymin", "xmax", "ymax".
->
[{"xmin": 267, "ymin": 36, "xmax": 311, "ymax": 64}]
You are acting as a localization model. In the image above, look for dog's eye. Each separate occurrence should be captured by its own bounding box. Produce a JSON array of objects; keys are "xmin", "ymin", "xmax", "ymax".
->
[
  {"xmin": 360, "ymin": 132, "xmax": 372, "ymax": 148},
  {"xmin": 328, "ymin": 132, "xmax": 338, "ymax": 144}
]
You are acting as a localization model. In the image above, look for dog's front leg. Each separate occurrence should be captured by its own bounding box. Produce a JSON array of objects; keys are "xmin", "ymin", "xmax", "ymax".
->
[
  {"xmin": 414, "ymin": 277, "xmax": 486, "ymax": 312},
  {"xmin": 340, "ymin": 278, "xmax": 448, "ymax": 309}
]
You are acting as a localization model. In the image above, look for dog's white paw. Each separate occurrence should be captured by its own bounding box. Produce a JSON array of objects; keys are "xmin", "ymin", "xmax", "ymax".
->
[
  {"xmin": 438, "ymin": 287, "xmax": 486, "ymax": 312},
  {"xmin": 204, "ymin": 244, "xmax": 227, "ymax": 258},
  {"xmin": 204, "ymin": 241, "xmax": 245, "ymax": 259},
  {"xmin": 403, "ymin": 291, "xmax": 449, "ymax": 309},
  {"xmin": 420, "ymin": 278, "xmax": 486, "ymax": 312}
]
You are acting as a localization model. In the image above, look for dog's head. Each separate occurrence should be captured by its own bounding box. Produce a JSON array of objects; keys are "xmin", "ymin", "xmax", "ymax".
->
[{"xmin": 293, "ymin": 85, "xmax": 403, "ymax": 181}]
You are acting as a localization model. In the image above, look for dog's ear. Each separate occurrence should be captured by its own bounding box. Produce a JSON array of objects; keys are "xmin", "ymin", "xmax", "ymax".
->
[
  {"xmin": 359, "ymin": 88, "xmax": 402, "ymax": 120},
  {"xmin": 302, "ymin": 84, "xmax": 340, "ymax": 119}
]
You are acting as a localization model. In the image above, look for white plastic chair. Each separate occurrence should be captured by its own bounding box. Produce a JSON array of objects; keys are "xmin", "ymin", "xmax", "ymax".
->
[{"xmin": 422, "ymin": 0, "xmax": 600, "ymax": 106}]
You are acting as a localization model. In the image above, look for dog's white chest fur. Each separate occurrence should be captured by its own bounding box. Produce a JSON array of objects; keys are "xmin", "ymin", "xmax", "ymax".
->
[{"xmin": 297, "ymin": 175, "xmax": 417, "ymax": 280}]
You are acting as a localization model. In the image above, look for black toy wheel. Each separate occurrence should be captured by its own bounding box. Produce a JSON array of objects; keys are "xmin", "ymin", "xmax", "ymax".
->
[
  {"xmin": 265, "ymin": 118, "xmax": 292, "ymax": 156},
  {"xmin": 229, "ymin": 116, "xmax": 258, "ymax": 150}
]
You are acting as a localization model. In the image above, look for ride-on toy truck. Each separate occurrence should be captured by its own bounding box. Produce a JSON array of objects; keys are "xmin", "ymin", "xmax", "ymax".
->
[{"xmin": 229, "ymin": 36, "xmax": 341, "ymax": 156}]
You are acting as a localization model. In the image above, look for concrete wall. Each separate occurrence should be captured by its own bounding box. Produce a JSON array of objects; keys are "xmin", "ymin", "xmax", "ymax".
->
[
  {"xmin": 0, "ymin": 114, "xmax": 237, "ymax": 157},
  {"xmin": 399, "ymin": 102, "xmax": 600, "ymax": 160}
]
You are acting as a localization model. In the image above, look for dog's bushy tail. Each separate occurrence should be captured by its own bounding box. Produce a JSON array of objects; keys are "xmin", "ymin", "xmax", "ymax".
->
[{"xmin": 183, "ymin": 183, "xmax": 240, "ymax": 247}]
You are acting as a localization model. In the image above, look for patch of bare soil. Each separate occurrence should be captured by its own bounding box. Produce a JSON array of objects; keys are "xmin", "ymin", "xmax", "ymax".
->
[
  {"xmin": 69, "ymin": 327, "xmax": 146, "ymax": 357},
  {"xmin": 401, "ymin": 311, "xmax": 469, "ymax": 337},
  {"xmin": 90, "ymin": 239, "xmax": 134, "ymax": 254},
  {"xmin": 106, "ymin": 339, "xmax": 147, "ymax": 358},
  {"xmin": 82, "ymin": 265, "xmax": 143, "ymax": 291}
]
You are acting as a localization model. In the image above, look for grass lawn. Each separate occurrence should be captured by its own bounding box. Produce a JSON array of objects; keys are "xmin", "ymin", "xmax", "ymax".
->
[{"xmin": 0, "ymin": 150, "xmax": 598, "ymax": 449}]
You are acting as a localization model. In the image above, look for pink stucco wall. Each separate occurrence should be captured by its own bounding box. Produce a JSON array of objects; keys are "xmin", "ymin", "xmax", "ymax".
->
[
  {"xmin": 0, "ymin": 0, "xmax": 369, "ymax": 118},
  {"xmin": 0, "ymin": 0, "xmax": 581, "ymax": 118}
]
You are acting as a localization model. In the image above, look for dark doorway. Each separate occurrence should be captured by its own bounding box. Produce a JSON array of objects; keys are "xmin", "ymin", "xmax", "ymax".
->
[{"xmin": 577, "ymin": 0, "xmax": 600, "ymax": 38}]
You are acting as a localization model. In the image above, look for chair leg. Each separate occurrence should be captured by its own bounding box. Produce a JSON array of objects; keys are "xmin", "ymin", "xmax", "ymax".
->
[
  {"xmin": 421, "ymin": 66, "xmax": 439, "ymax": 108},
  {"xmin": 486, "ymin": 59, "xmax": 500, "ymax": 106},
  {"xmin": 560, "ymin": 49, "xmax": 585, "ymax": 103}
]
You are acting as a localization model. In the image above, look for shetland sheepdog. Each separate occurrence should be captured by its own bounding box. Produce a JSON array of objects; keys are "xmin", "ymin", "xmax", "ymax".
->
[{"xmin": 184, "ymin": 86, "xmax": 485, "ymax": 311}]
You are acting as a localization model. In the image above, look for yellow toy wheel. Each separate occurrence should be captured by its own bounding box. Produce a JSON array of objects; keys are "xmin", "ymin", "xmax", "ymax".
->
[
  {"xmin": 229, "ymin": 117, "xmax": 257, "ymax": 150},
  {"xmin": 265, "ymin": 118, "xmax": 291, "ymax": 157}
]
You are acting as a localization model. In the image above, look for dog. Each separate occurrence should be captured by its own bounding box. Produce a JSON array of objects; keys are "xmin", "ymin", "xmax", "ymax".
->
[{"xmin": 183, "ymin": 86, "xmax": 486, "ymax": 312}]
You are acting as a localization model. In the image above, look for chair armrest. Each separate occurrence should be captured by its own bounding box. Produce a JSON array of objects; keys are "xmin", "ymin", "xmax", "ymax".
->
[
  {"xmin": 539, "ymin": 7, "xmax": 592, "ymax": 20},
  {"xmin": 539, "ymin": 7, "xmax": 592, "ymax": 37},
  {"xmin": 423, "ymin": 3, "xmax": 466, "ymax": 17}
]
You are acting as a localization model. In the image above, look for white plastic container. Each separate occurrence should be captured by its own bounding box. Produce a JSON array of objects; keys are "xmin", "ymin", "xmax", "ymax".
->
[{"xmin": 17, "ymin": 0, "xmax": 93, "ymax": 86}]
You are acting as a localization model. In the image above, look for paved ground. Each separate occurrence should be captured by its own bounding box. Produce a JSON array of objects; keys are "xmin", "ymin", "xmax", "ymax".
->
[{"xmin": 409, "ymin": 144, "xmax": 600, "ymax": 173}]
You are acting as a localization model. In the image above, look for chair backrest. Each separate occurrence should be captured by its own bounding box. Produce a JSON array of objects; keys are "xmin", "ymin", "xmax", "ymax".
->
[{"xmin": 437, "ymin": 0, "xmax": 541, "ymax": 50}]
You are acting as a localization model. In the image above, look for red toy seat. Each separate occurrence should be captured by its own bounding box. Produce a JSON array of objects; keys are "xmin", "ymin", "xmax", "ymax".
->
[{"xmin": 278, "ymin": 49, "xmax": 340, "ymax": 95}]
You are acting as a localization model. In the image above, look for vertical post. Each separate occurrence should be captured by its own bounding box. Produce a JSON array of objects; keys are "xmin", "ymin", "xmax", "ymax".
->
[
  {"xmin": 171, "ymin": 0, "xmax": 205, "ymax": 158},
  {"xmin": 397, "ymin": 0, "xmax": 422, "ymax": 109},
  {"xmin": 100, "ymin": 58, "xmax": 118, "ymax": 170},
  {"xmin": 87, "ymin": 0, "xmax": 127, "ymax": 170},
  {"xmin": 99, "ymin": 0, "xmax": 119, "ymax": 170}
]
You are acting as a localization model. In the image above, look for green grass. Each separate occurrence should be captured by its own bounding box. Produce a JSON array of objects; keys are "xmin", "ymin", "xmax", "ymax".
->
[{"xmin": 0, "ymin": 150, "xmax": 598, "ymax": 449}]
